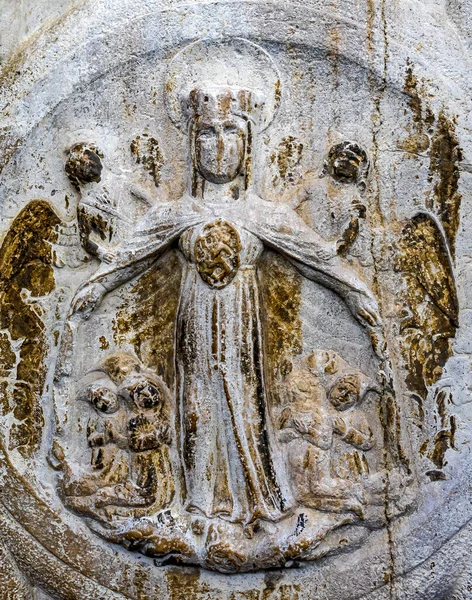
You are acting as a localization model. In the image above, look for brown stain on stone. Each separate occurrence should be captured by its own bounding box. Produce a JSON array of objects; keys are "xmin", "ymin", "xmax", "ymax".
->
[
  {"xmin": 327, "ymin": 19, "xmax": 340, "ymax": 85},
  {"xmin": 278, "ymin": 585, "xmax": 300, "ymax": 600},
  {"xmin": 165, "ymin": 568, "xmax": 210, "ymax": 600},
  {"xmin": 274, "ymin": 80, "xmax": 282, "ymax": 110},
  {"xmin": 230, "ymin": 592, "xmax": 260, "ymax": 600},
  {"xmin": 0, "ymin": 333, "xmax": 16, "ymax": 414},
  {"xmin": 404, "ymin": 65, "xmax": 423, "ymax": 128},
  {"xmin": 261, "ymin": 572, "xmax": 283, "ymax": 600},
  {"xmin": 402, "ymin": 66, "xmax": 463, "ymax": 258},
  {"xmin": 403, "ymin": 64, "xmax": 435, "ymax": 132},
  {"xmin": 401, "ymin": 63, "xmax": 435, "ymax": 166},
  {"xmin": 113, "ymin": 250, "xmax": 182, "ymax": 387},
  {"xmin": 428, "ymin": 388, "xmax": 456, "ymax": 471},
  {"xmin": 429, "ymin": 112, "xmax": 463, "ymax": 257},
  {"xmin": 131, "ymin": 134, "xmax": 164, "ymax": 188},
  {"xmin": 270, "ymin": 137, "xmax": 303, "ymax": 186},
  {"xmin": 0, "ymin": 541, "xmax": 32, "ymax": 599},
  {"xmin": 77, "ymin": 205, "xmax": 110, "ymax": 246},
  {"xmin": 396, "ymin": 214, "xmax": 458, "ymax": 406},
  {"xmin": 0, "ymin": 200, "xmax": 61, "ymax": 457},
  {"xmin": 261, "ymin": 573, "xmax": 298, "ymax": 600},
  {"xmin": 366, "ymin": 0, "xmax": 375, "ymax": 57},
  {"xmin": 400, "ymin": 133, "xmax": 430, "ymax": 154},
  {"xmin": 99, "ymin": 336, "xmax": 110, "ymax": 350},
  {"xmin": 232, "ymin": 583, "xmax": 301, "ymax": 600},
  {"xmin": 259, "ymin": 252, "xmax": 302, "ymax": 396}
]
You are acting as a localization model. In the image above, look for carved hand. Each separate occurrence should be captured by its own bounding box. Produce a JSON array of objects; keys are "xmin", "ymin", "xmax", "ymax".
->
[
  {"xmin": 333, "ymin": 416, "xmax": 347, "ymax": 436},
  {"xmin": 316, "ymin": 240, "xmax": 339, "ymax": 262},
  {"xmin": 95, "ymin": 244, "xmax": 116, "ymax": 264},
  {"xmin": 70, "ymin": 282, "xmax": 107, "ymax": 319},
  {"xmin": 345, "ymin": 290, "xmax": 382, "ymax": 329}
]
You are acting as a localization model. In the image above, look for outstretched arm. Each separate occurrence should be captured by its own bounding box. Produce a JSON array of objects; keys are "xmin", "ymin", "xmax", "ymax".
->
[
  {"xmin": 70, "ymin": 201, "xmax": 201, "ymax": 319},
  {"xmin": 70, "ymin": 251, "xmax": 165, "ymax": 319},
  {"xmin": 287, "ymin": 256, "xmax": 381, "ymax": 330},
  {"xmin": 246, "ymin": 198, "xmax": 385, "ymax": 356}
]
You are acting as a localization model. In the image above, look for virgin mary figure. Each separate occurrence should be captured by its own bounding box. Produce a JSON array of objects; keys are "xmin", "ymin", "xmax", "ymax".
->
[{"xmin": 69, "ymin": 42, "xmax": 383, "ymax": 528}]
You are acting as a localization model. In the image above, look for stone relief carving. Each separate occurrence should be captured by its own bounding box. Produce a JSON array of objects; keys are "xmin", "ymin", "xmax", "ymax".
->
[
  {"xmin": 0, "ymin": 2, "xmax": 470, "ymax": 595},
  {"xmin": 43, "ymin": 38, "xmax": 415, "ymax": 572}
]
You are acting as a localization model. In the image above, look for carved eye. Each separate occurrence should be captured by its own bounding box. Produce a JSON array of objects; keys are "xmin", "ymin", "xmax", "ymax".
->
[{"xmin": 197, "ymin": 128, "xmax": 215, "ymax": 139}]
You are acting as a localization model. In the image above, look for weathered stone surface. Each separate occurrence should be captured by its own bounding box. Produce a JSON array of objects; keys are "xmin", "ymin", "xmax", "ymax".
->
[{"xmin": 0, "ymin": 0, "xmax": 471, "ymax": 597}]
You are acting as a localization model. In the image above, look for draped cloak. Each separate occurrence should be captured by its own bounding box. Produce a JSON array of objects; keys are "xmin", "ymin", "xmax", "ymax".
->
[{"xmin": 84, "ymin": 194, "xmax": 378, "ymax": 525}]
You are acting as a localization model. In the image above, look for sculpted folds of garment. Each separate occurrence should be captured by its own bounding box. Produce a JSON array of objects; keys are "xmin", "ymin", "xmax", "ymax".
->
[{"xmin": 75, "ymin": 194, "xmax": 380, "ymax": 525}]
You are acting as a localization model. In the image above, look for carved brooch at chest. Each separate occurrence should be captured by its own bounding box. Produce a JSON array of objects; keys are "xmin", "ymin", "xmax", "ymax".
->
[{"xmin": 194, "ymin": 219, "xmax": 242, "ymax": 289}]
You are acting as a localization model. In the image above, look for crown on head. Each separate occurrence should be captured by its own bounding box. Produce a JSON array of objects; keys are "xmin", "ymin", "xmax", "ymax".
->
[{"xmin": 184, "ymin": 86, "xmax": 264, "ymax": 125}]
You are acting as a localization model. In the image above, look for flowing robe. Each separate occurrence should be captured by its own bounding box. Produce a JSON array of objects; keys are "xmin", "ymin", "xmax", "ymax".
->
[{"xmin": 84, "ymin": 194, "xmax": 378, "ymax": 525}]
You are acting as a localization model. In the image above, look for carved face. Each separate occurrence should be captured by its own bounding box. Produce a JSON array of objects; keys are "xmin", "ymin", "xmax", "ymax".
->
[
  {"xmin": 127, "ymin": 414, "xmax": 161, "ymax": 452},
  {"xmin": 65, "ymin": 144, "xmax": 103, "ymax": 188},
  {"xmin": 331, "ymin": 151, "xmax": 361, "ymax": 182},
  {"xmin": 121, "ymin": 376, "xmax": 162, "ymax": 410},
  {"xmin": 87, "ymin": 384, "xmax": 120, "ymax": 414},
  {"xmin": 329, "ymin": 374, "xmax": 361, "ymax": 411},
  {"xmin": 288, "ymin": 371, "xmax": 325, "ymax": 408},
  {"xmin": 326, "ymin": 142, "xmax": 368, "ymax": 184},
  {"xmin": 194, "ymin": 116, "xmax": 246, "ymax": 184}
]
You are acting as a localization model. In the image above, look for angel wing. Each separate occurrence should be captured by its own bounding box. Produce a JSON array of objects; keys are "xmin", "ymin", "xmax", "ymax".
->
[
  {"xmin": 0, "ymin": 200, "xmax": 62, "ymax": 458},
  {"xmin": 396, "ymin": 212, "xmax": 458, "ymax": 402}
]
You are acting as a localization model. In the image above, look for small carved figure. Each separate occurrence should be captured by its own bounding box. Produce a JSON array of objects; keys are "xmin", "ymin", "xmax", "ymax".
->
[
  {"xmin": 119, "ymin": 371, "xmax": 173, "ymax": 508},
  {"xmin": 330, "ymin": 374, "xmax": 375, "ymax": 448},
  {"xmin": 322, "ymin": 141, "xmax": 369, "ymax": 188},
  {"xmin": 278, "ymin": 366, "xmax": 337, "ymax": 509},
  {"xmin": 278, "ymin": 351, "xmax": 378, "ymax": 518},
  {"xmin": 65, "ymin": 143, "xmax": 104, "ymax": 190},
  {"xmin": 321, "ymin": 141, "xmax": 370, "ymax": 257},
  {"xmin": 59, "ymin": 355, "xmax": 174, "ymax": 521},
  {"xmin": 60, "ymin": 379, "xmax": 130, "ymax": 511},
  {"xmin": 329, "ymin": 373, "xmax": 375, "ymax": 481},
  {"xmin": 65, "ymin": 143, "xmax": 116, "ymax": 263},
  {"xmin": 54, "ymin": 39, "xmax": 398, "ymax": 570},
  {"xmin": 67, "ymin": 76, "xmax": 384, "ymax": 530}
]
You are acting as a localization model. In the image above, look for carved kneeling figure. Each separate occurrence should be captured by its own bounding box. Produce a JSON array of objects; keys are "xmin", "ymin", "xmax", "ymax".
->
[
  {"xmin": 57, "ymin": 354, "xmax": 174, "ymax": 522},
  {"xmin": 278, "ymin": 351, "xmax": 378, "ymax": 519}
]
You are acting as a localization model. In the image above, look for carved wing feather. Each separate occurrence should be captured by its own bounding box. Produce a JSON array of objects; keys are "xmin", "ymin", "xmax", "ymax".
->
[
  {"xmin": 397, "ymin": 213, "xmax": 458, "ymax": 401},
  {"xmin": 398, "ymin": 213, "xmax": 458, "ymax": 326},
  {"xmin": 0, "ymin": 200, "xmax": 62, "ymax": 457}
]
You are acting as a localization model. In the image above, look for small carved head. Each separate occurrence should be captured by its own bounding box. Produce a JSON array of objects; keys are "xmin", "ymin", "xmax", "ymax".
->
[
  {"xmin": 65, "ymin": 143, "xmax": 104, "ymax": 190},
  {"xmin": 328, "ymin": 374, "xmax": 362, "ymax": 411},
  {"xmin": 285, "ymin": 369, "xmax": 325, "ymax": 409},
  {"xmin": 322, "ymin": 141, "xmax": 369, "ymax": 191},
  {"xmin": 127, "ymin": 413, "xmax": 161, "ymax": 452},
  {"xmin": 120, "ymin": 374, "xmax": 163, "ymax": 411},
  {"xmin": 185, "ymin": 87, "xmax": 261, "ymax": 185},
  {"xmin": 85, "ymin": 384, "xmax": 120, "ymax": 414},
  {"xmin": 305, "ymin": 350, "xmax": 339, "ymax": 376}
]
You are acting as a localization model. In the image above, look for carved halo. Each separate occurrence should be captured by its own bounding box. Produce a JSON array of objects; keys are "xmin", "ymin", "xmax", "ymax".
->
[{"xmin": 165, "ymin": 37, "xmax": 282, "ymax": 131}]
